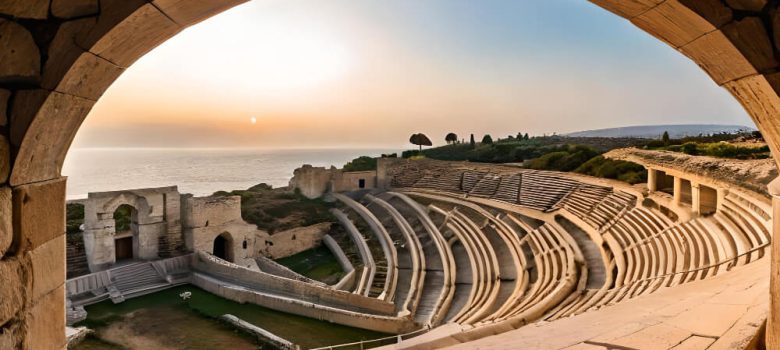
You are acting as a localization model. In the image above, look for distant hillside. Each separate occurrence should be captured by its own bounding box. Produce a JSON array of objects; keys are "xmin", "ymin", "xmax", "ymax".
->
[{"xmin": 565, "ymin": 124, "xmax": 754, "ymax": 139}]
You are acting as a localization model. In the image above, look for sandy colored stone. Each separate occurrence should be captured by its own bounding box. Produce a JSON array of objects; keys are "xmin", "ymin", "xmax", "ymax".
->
[
  {"xmin": 10, "ymin": 93, "xmax": 94, "ymax": 186},
  {"xmin": 0, "ymin": 19, "xmax": 41, "ymax": 84},
  {"xmin": 0, "ymin": 135, "xmax": 8, "ymax": 183},
  {"xmin": 589, "ymin": 0, "xmax": 663, "ymax": 18},
  {"xmin": 678, "ymin": 0, "xmax": 732, "ymax": 28},
  {"xmin": 0, "ymin": 319, "xmax": 24, "ymax": 349},
  {"xmin": 0, "ymin": 89, "xmax": 9, "ymax": 126},
  {"xmin": 12, "ymin": 178, "xmax": 66, "ymax": 253},
  {"xmin": 664, "ymin": 303, "xmax": 748, "ymax": 337},
  {"xmin": 27, "ymin": 235, "xmax": 65, "ymax": 303},
  {"xmin": 721, "ymin": 17, "xmax": 778, "ymax": 73},
  {"xmin": 670, "ymin": 335, "xmax": 715, "ymax": 349},
  {"xmin": 0, "ymin": 0, "xmax": 49, "ymax": 19},
  {"xmin": 0, "ymin": 257, "xmax": 30, "ymax": 324},
  {"xmin": 23, "ymin": 285, "xmax": 66, "ymax": 350},
  {"xmin": 561, "ymin": 343, "xmax": 607, "ymax": 350},
  {"xmin": 724, "ymin": 75, "xmax": 780, "ymax": 161},
  {"xmin": 54, "ymin": 52, "xmax": 124, "ymax": 100},
  {"xmin": 0, "ymin": 187, "xmax": 10, "ymax": 257},
  {"xmin": 609, "ymin": 323, "xmax": 692, "ymax": 350},
  {"xmin": 680, "ymin": 29, "xmax": 758, "ymax": 85},
  {"xmin": 153, "ymin": 0, "xmax": 248, "ymax": 26},
  {"xmin": 42, "ymin": 17, "xmax": 100, "ymax": 91},
  {"xmin": 725, "ymin": 0, "xmax": 767, "ymax": 11},
  {"xmin": 87, "ymin": 3, "xmax": 180, "ymax": 68},
  {"xmin": 631, "ymin": 0, "xmax": 716, "ymax": 48},
  {"xmin": 51, "ymin": 0, "xmax": 99, "ymax": 19},
  {"xmin": 8, "ymin": 89, "xmax": 48, "ymax": 148}
]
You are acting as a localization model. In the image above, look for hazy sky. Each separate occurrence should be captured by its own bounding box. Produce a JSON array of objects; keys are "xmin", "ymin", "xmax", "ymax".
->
[{"xmin": 71, "ymin": 0, "xmax": 752, "ymax": 149}]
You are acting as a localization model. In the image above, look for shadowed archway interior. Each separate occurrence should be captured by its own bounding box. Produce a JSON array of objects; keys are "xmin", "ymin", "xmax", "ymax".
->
[{"xmin": 2, "ymin": 0, "xmax": 780, "ymax": 348}]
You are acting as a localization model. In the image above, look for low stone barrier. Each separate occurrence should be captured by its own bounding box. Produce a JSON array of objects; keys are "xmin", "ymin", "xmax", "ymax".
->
[
  {"xmin": 220, "ymin": 314, "xmax": 298, "ymax": 350},
  {"xmin": 191, "ymin": 251, "xmax": 395, "ymax": 315},
  {"xmin": 322, "ymin": 234, "xmax": 354, "ymax": 274},
  {"xmin": 191, "ymin": 273, "xmax": 415, "ymax": 334}
]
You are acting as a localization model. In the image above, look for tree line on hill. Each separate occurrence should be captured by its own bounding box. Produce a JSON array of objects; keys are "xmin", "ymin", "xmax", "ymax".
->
[{"xmin": 341, "ymin": 130, "xmax": 766, "ymax": 185}]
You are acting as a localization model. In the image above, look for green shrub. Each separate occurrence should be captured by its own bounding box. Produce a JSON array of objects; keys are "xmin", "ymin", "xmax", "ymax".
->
[{"xmin": 342, "ymin": 156, "xmax": 377, "ymax": 172}]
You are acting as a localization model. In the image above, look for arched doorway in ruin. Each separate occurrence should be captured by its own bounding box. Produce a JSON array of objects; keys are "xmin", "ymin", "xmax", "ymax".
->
[
  {"xmin": 213, "ymin": 232, "xmax": 234, "ymax": 262},
  {"xmin": 4, "ymin": 0, "xmax": 780, "ymax": 348},
  {"xmin": 113, "ymin": 204, "xmax": 139, "ymax": 262}
]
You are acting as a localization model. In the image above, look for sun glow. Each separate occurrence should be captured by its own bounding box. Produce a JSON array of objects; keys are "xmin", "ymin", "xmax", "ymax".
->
[{"xmin": 119, "ymin": 2, "xmax": 355, "ymax": 99}]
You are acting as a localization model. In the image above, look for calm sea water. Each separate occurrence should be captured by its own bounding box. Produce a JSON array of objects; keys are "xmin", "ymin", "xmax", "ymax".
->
[{"xmin": 62, "ymin": 148, "xmax": 397, "ymax": 200}]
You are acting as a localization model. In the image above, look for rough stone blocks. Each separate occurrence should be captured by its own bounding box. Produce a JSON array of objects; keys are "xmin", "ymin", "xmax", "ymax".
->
[
  {"xmin": 22, "ymin": 285, "xmax": 66, "ymax": 350},
  {"xmin": 12, "ymin": 178, "xmax": 67, "ymax": 254},
  {"xmin": 0, "ymin": 19, "xmax": 41, "ymax": 85},
  {"xmin": 51, "ymin": 0, "xmax": 99, "ymax": 19},
  {"xmin": 0, "ymin": 187, "xmax": 11, "ymax": 257},
  {"xmin": 0, "ymin": 0, "xmax": 49, "ymax": 19},
  {"xmin": 0, "ymin": 89, "xmax": 9, "ymax": 126},
  {"xmin": 27, "ymin": 235, "xmax": 66, "ymax": 303}
]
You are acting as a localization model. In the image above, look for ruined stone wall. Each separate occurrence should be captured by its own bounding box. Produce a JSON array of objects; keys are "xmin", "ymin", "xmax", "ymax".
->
[
  {"xmin": 288, "ymin": 165, "xmax": 334, "ymax": 198},
  {"xmin": 332, "ymin": 171, "xmax": 377, "ymax": 192},
  {"xmin": 182, "ymin": 194, "xmax": 268, "ymax": 264},
  {"xmin": 258, "ymin": 222, "xmax": 331, "ymax": 259},
  {"xmin": 81, "ymin": 186, "xmax": 181, "ymax": 271}
]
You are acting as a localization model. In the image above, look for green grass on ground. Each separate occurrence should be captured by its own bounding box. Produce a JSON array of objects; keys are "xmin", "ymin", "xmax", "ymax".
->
[
  {"xmin": 76, "ymin": 285, "xmax": 385, "ymax": 349},
  {"xmin": 275, "ymin": 245, "xmax": 345, "ymax": 284}
]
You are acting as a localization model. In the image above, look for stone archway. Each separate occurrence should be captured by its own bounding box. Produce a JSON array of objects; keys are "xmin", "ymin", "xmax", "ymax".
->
[
  {"xmin": 3, "ymin": 0, "xmax": 780, "ymax": 348},
  {"xmin": 112, "ymin": 204, "xmax": 138, "ymax": 261},
  {"xmin": 213, "ymin": 232, "xmax": 234, "ymax": 262}
]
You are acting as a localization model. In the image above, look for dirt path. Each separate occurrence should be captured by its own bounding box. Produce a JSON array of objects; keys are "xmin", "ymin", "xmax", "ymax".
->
[{"xmin": 94, "ymin": 306, "xmax": 259, "ymax": 350}]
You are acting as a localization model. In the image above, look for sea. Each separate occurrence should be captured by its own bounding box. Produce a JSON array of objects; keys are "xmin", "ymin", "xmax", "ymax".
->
[{"xmin": 62, "ymin": 148, "xmax": 398, "ymax": 200}]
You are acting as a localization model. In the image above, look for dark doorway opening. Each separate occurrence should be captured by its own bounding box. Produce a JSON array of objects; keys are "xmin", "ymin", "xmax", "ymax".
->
[
  {"xmin": 358, "ymin": 179, "xmax": 366, "ymax": 189},
  {"xmin": 115, "ymin": 237, "xmax": 133, "ymax": 261},
  {"xmin": 213, "ymin": 234, "xmax": 232, "ymax": 262}
]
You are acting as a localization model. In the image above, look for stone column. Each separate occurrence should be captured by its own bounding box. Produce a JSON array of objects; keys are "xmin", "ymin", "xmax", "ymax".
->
[
  {"xmin": 690, "ymin": 182, "xmax": 700, "ymax": 217},
  {"xmin": 647, "ymin": 168, "xmax": 657, "ymax": 193},
  {"xmin": 673, "ymin": 176, "xmax": 682, "ymax": 206},
  {"xmin": 768, "ymin": 178, "xmax": 780, "ymax": 349}
]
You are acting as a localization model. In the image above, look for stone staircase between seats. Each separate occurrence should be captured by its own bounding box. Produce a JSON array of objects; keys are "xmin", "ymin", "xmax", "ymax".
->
[{"xmin": 109, "ymin": 262, "xmax": 169, "ymax": 300}]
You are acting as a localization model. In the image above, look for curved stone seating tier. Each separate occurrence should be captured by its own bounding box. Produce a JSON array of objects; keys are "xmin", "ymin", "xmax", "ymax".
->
[
  {"xmin": 330, "ymin": 208, "xmax": 376, "ymax": 296},
  {"xmin": 384, "ymin": 192, "xmax": 457, "ymax": 326},
  {"xmin": 519, "ymin": 172, "xmax": 580, "ymax": 211},
  {"xmin": 493, "ymin": 174, "xmax": 521, "ymax": 203},
  {"xmin": 402, "ymin": 192, "xmax": 530, "ymax": 321},
  {"xmin": 431, "ymin": 206, "xmax": 502, "ymax": 325},
  {"xmin": 414, "ymin": 171, "xmax": 465, "ymax": 193},
  {"xmin": 461, "ymin": 171, "xmax": 486, "ymax": 193},
  {"xmin": 333, "ymin": 193, "xmax": 399, "ymax": 301},
  {"xmin": 364, "ymin": 194, "xmax": 427, "ymax": 315},
  {"xmin": 469, "ymin": 174, "xmax": 502, "ymax": 198}
]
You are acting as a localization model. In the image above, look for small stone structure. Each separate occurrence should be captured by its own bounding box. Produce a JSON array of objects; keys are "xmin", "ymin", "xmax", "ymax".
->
[
  {"xmin": 76, "ymin": 186, "xmax": 271, "ymax": 273},
  {"xmin": 82, "ymin": 186, "xmax": 182, "ymax": 271},
  {"xmin": 181, "ymin": 194, "xmax": 263, "ymax": 269},
  {"xmin": 74, "ymin": 185, "xmax": 337, "ymax": 275},
  {"xmin": 289, "ymin": 164, "xmax": 377, "ymax": 198}
]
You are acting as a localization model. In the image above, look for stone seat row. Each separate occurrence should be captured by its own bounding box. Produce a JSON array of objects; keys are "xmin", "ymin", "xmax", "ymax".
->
[
  {"xmin": 400, "ymin": 192, "xmax": 582, "ymax": 327},
  {"xmin": 544, "ymin": 193, "xmax": 772, "ymax": 322},
  {"xmin": 410, "ymin": 169, "xmax": 624, "ymax": 215}
]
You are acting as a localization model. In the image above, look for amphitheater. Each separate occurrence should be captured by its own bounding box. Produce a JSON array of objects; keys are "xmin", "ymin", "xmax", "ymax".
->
[
  {"xmin": 5, "ymin": 0, "xmax": 780, "ymax": 349},
  {"xmin": 60, "ymin": 152, "xmax": 773, "ymax": 349}
]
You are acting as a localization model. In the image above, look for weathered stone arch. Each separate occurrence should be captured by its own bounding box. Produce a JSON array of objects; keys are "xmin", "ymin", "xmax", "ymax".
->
[
  {"xmin": 2, "ymin": 0, "xmax": 780, "ymax": 348},
  {"xmin": 212, "ymin": 231, "xmax": 235, "ymax": 262}
]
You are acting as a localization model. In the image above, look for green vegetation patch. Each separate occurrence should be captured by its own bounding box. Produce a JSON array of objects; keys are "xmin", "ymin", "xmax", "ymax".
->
[
  {"xmin": 275, "ymin": 245, "xmax": 345, "ymax": 284},
  {"xmin": 213, "ymin": 184, "xmax": 335, "ymax": 234},
  {"xmin": 648, "ymin": 141, "xmax": 770, "ymax": 159},
  {"xmin": 342, "ymin": 155, "xmax": 378, "ymax": 172},
  {"xmin": 67, "ymin": 203, "xmax": 85, "ymax": 235},
  {"xmin": 76, "ymin": 285, "xmax": 387, "ymax": 350}
]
